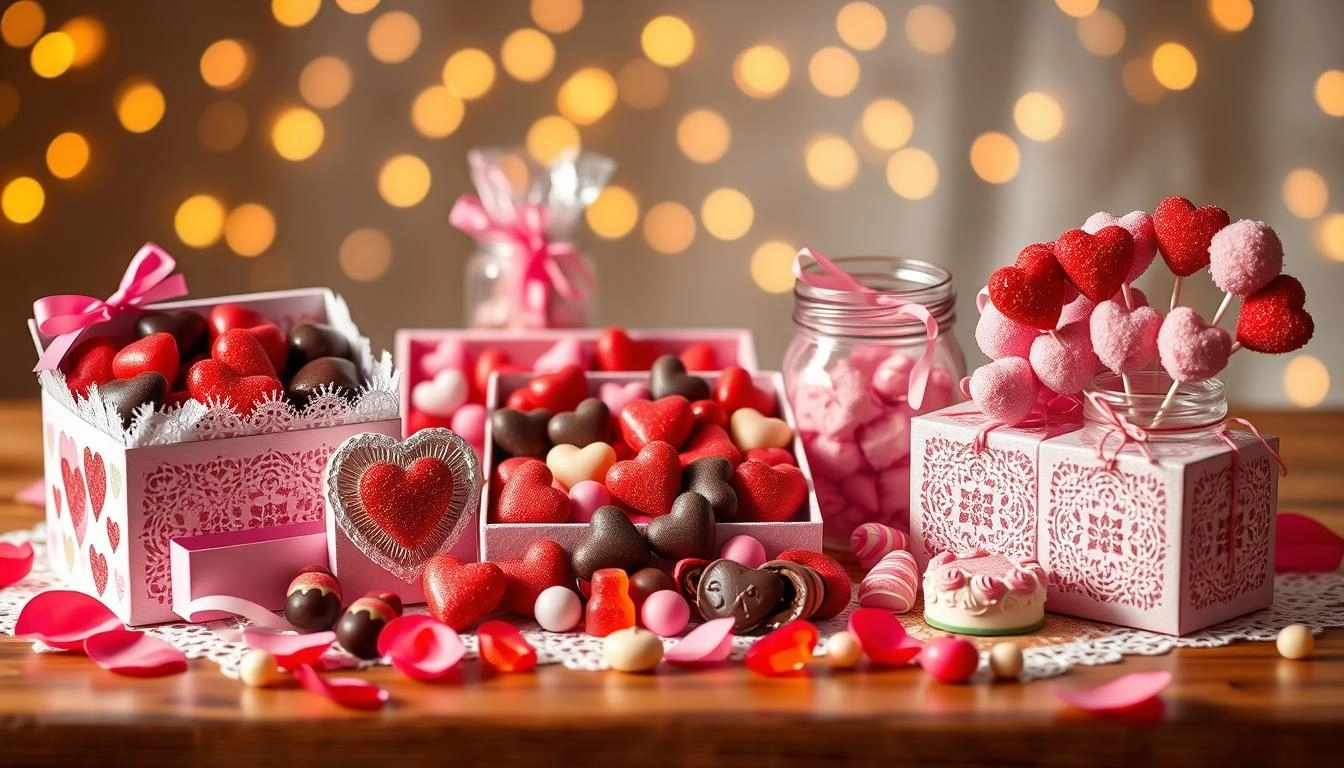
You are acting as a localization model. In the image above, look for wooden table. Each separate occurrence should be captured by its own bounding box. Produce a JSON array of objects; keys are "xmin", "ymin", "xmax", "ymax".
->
[{"xmin": 1, "ymin": 401, "xmax": 1340, "ymax": 767}]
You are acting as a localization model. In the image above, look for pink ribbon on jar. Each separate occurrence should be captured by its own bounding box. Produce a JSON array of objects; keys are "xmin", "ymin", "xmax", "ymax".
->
[
  {"xmin": 32, "ymin": 242, "xmax": 188, "ymax": 372},
  {"xmin": 1217, "ymin": 419, "xmax": 1288, "ymax": 573},
  {"xmin": 792, "ymin": 247, "xmax": 940, "ymax": 410},
  {"xmin": 1084, "ymin": 392, "xmax": 1155, "ymax": 471}
]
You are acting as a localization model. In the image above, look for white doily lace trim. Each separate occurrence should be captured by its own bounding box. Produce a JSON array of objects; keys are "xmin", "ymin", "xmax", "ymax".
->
[{"xmin": 3, "ymin": 525, "xmax": 1341, "ymax": 682}]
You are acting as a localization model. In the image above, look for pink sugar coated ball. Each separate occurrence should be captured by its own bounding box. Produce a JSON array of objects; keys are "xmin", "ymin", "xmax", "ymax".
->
[
  {"xmin": 858, "ymin": 549, "xmax": 920, "ymax": 613},
  {"xmin": 856, "ymin": 412, "xmax": 911, "ymax": 471},
  {"xmin": 975, "ymin": 299, "xmax": 1037, "ymax": 361},
  {"xmin": 1085, "ymin": 210, "xmax": 1157, "ymax": 284},
  {"xmin": 1209, "ymin": 219, "xmax": 1283, "ymax": 296},
  {"xmin": 968, "ymin": 358, "xmax": 1038, "ymax": 425},
  {"xmin": 720, "ymin": 535, "xmax": 768, "ymax": 569},
  {"xmin": 850, "ymin": 522, "xmax": 910, "ymax": 570},
  {"xmin": 1028, "ymin": 320, "xmax": 1101, "ymax": 395},
  {"xmin": 1090, "ymin": 300, "xmax": 1161, "ymax": 375},
  {"xmin": 640, "ymin": 590, "xmax": 690, "ymax": 637}
]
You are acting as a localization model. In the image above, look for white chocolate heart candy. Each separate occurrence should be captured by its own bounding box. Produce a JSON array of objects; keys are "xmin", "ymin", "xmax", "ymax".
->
[
  {"xmin": 412, "ymin": 370, "xmax": 468, "ymax": 417},
  {"xmin": 729, "ymin": 407, "xmax": 793, "ymax": 451},
  {"xmin": 545, "ymin": 442, "xmax": 617, "ymax": 491}
]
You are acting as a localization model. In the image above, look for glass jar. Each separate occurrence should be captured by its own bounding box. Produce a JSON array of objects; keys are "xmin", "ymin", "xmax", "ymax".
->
[
  {"xmin": 465, "ymin": 241, "xmax": 595, "ymax": 329},
  {"xmin": 783, "ymin": 256, "xmax": 966, "ymax": 544},
  {"xmin": 1083, "ymin": 371, "xmax": 1227, "ymax": 446}
]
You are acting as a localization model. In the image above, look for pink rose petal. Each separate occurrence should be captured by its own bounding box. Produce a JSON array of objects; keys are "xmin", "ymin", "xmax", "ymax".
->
[
  {"xmin": 14, "ymin": 478, "xmax": 45, "ymax": 507},
  {"xmin": 1276, "ymin": 513, "xmax": 1344, "ymax": 573},
  {"xmin": 1054, "ymin": 670, "xmax": 1172, "ymax": 713},
  {"xmin": 14, "ymin": 589, "xmax": 121, "ymax": 651},
  {"xmin": 663, "ymin": 618, "xmax": 736, "ymax": 664},
  {"xmin": 294, "ymin": 664, "xmax": 390, "ymax": 711},
  {"xmin": 243, "ymin": 629, "xmax": 336, "ymax": 670},
  {"xmin": 377, "ymin": 614, "xmax": 466, "ymax": 681},
  {"xmin": 83, "ymin": 628, "xmax": 187, "ymax": 677},
  {"xmin": 0, "ymin": 541, "xmax": 35, "ymax": 587},
  {"xmin": 847, "ymin": 607, "xmax": 922, "ymax": 666}
]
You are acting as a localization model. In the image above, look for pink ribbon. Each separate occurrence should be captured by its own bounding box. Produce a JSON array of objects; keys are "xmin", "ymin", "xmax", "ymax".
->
[
  {"xmin": 1217, "ymin": 418, "xmax": 1288, "ymax": 573},
  {"xmin": 32, "ymin": 242, "xmax": 188, "ymax": 372},
  {"xmin": 792, "ymin": 247, "xmax": 940, "ymax": 410},
  {"xmin": 1085, "ymin": 392, "xmax": 1155, "ymax": 471}
]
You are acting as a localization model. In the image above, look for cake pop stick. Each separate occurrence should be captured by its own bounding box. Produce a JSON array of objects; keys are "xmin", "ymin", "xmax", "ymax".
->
[
  {"xmin": 1208, "ymin": 220, "xmax": 1284, "ymax": 327},
  {"xmin": 1152, "ymin": 307, "xmax": 1232, "ymax": 427}
]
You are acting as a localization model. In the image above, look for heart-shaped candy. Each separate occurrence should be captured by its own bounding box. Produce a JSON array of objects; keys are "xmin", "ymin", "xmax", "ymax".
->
[
  {"xmin": 744, "ymin": 447, "xmax": 795, "ymax": 466},
  {"xmin": 571, "ymin": 506, "xmax": 651, "ymax": 580},
  {"xmin": 596, "ymin": 328, "xmax": 659, "ymax": 371},
  {"xmin": 422, "ymin": 339, "xmax": 470, "ymax": 378},
  {"xmin": 605, "ymin": 440, "xmax": 681, "ymax": 518},
  {"xmin": 619, "ymin": 395, "xmax": 694, "ymax": 450},
  {"xmin": 546, "ymin": 398, "xmax": 611, "ymax": 447},
  {"xmin": 1158, "ymin": 307, "xmax": 1232, "ymax": 382},
  {"xmin": 1235, "ymin": 274, "xmax": 1314, "ymax": 354},
  {"xmin": 729, "ymin": 407, "xmax": 793, "ymax": 452},
  {"xmin": 288, "ymin": 323, "xmax": 352, "ymax": 366},
  {"xmin": 713, "ymin": 367, "xmax": 776, "ymax": 416},
  {"xmin": 1028, "ymin": 320, "xmax": 1101, "ymax": 395},
  {"xmin": 112, "ymin": 332, "xmax": 179, "ymax": 384},
  {"xmin": 208, "ymin": 303, "xmax": 272, "ymax": 339},
  {"xmin": 678, "ymin": 424, "xmax": 743, "ymax": 468},
  {"xmin": 598, "ymin": 382, "xmax": 650, "ymax": 416},
  {"xmin": 63, "ymin": 337, "xmax": 117, "ymax": 396},
  {"xmin": 473, "ymin": 348, "xmax": 523, "ymax": 403},
  {"xmin": 497, "ymin": 539, "xmax": 574, "ymax": 617},
  {"xmin": 243, "ymin": 324, "xmax": 288, "ymax": 377},
  {"xmin": 545, "ymin": 442, "xmax": 617, "ymax": 490},
  {"xmin": 423, "ymin": 555, "xmax": 506, "ymax": 631},
  {"xmin": 1090, "ymin": 300, "xmax": 1161, "ymax": 375},
  {"xmin": 690, "ymin": 399, "xmax": 728, "ymax": 429},
  {"xmin": 211, "ymin": 328, "xmax": 278, "ymax": 378},
  {"xmin": 450, "ymin": 403, "xmax": 487, "ymax": 448},
  {"xmin": 491, "ymin": 407, "xmax": 553, "ymax": 458},
  {"xmin": 358, "ymin": 457, "xmax": 455, "ymax": 550},
  {"xmin": 533, "ymin": 337, "xmax": 590, "ymax": 373},
  {"xmin": 694, "ymin": 559, "xmax": 785, "ymax": 633},
  {"xmin": 650, "ymin": 355, "xmax": 711, "ymax": 401},
  {"xmin": 1084, "ymin": 210, "xmax": 1157, "ymax": 284},
  {"xmin": 987, "ymin": 243, "xmax": 1069, "ymax": 331},
  {"xmin": 679, "ymin": 342, "xmax": 719, "ymax": 371},
  {"xmin": 1153, "ymin": 196, "xmax": 1230, "ymax": 277},
  {"xmin": 289, "ymin": 357, "xmax": 362, "ymax": 407},
  {"xmin": 646, "ymin": 491, "xmax": 717, "ymax": 560},
  {"xmin": 496, "ymin": 459, "xmax": 571, "ymax": 523},
  {"xmin": 137, "ymin": 310, "xmax": 208, "ymax": 355},
  {"xmin": 733, "ymin": 460, "xmax": 808, "ymax": 523},
  {"xmin": 1055, "ymin": 226, "xmax": 1134, "ymax": 303},
  {"xmin": 777, "ymin": 549, "xmax": 850, "ymax": 620},
  {"xmin": 186, "ymin": 360, "xmax": 283, "ymax": 416},
  {"xmin": 1209, "ymin": 219, "xmax": 1283, "ymax": 297},
  {"xmin": 968, "ymin": 358, "xmax": 1038, "ymax": 425},
  {"xmin": 682, "ymin": 456, "xmax": 738, "ymax": 521},
  {"xmin": 520, "ymin": 365, "xmax": 588, "ymax": 413},
  {"xmin": 98, "ymin": 372, "xmax": 168, "ymax": 427},
  {"xmin": 413, "ymin": 370, "xmax": 468, "ymax": 417}
]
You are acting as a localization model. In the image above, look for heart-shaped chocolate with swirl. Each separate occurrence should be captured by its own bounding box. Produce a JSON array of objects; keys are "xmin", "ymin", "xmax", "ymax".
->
[
  {"xmin": 695, "ymin": 558, "xmax": 785, "ymax": 633},
  {"xmin": 570, "ymin": 506, "xmax": 650, "ymax": 580},
  {"xmin": 546, "ymin": 397, "xmax": 611, "ymax": 448},
  {"xmin": 326, "ymin": 428, "xmax": 481, "ymax": 583},
  {"xmin": 650, "ymin": 355, "xmax": 711, "ymax": 402},
  {"xmin": 645, "ymin": 491, "xmax": 716, "ymax": 560},
  {"xmin": 491, "ymin": 407, "xmax": 553, "ymax": 458}
]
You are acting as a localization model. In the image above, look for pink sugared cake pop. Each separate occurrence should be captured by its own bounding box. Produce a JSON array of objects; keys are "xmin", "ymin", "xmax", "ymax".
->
[{"xmin": 1209, "ymin": 219, "xmax": 1283, "ymax": 296}]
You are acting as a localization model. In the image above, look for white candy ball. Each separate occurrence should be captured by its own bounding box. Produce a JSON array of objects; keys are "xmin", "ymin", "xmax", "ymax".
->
[
  {"xmin": 1276, "ymin": 624, "xmax": 1314, "ymax": 660},
  {"xmin": 826, "ymin": 631, "xmax": 863, "ymax": 669},
  {"xmin": 239, "ymin": 649, "xmax": 282, "ymax": 688},
  {"xmin": 534, "ymin": 585, "xmax": 583, "ymax": 632},
  {"xmin": 989, "ymin": 642, "xmax": 1023, "ymax": 679}
]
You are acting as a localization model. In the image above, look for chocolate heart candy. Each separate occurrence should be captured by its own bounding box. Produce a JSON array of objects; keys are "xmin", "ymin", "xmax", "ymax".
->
[
  {"xmin": 695, "ymin": 558, "xmax": 785, "ymax": 633},
  {"xmin": 645, "ymin": 491, "xmax": 716, "ymax": 560},
  {"xmin": 137, "ymin": 310, "xmax": 208, "ymax": 356},
  {"xmin": 682, "ymin": 456, "xmax": 738, "ymax": 521},
  {"xmin": 491, "ymin": 407, "xmax": 553, "ymax": 458},
  {"xmin": 289, "ymin": 322, "xmax": 353, "ymax": 367},
  {"xmin": 759, "ymin": 560, "xmax": 825, "ymax": 631},
  {"xmin": 99, "ymin": 372, "xmax": 168, "ymax": 428},
  {"xmin": 570, "ymin": 506, "xmax": 650, "ymax": 580},
  {"xmin": 650, "ymin": 355, "xmax": 711, "ymax": 402},
  {"xmin": 289, "ymin": 356, "xmax": 362, "ymax": 407},
  {"xmin": 546, "ymin": 397, "xmax": 611, "ymax": 448}
]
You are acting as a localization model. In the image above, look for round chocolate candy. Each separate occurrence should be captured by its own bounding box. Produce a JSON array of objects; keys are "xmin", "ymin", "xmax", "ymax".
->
[
  {"xmin": 628, "ymin": 567, "xmax": 676, "ymax": 611},
  {"xmin": 288, "ymin": 322, "xmax": 352, "ymax": 367},
  {"xmin": 288, "ymin": 356, "xmax": 362, "ymax": 407},
  {"xmin": 284, "ymin": 565, "xmax": 343, "ymax": 633},
  {"xmin": 335, "ymin": 591, "xmax": 403, "ymax": 660}
]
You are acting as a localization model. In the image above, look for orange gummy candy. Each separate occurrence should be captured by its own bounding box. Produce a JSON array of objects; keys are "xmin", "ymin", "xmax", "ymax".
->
[{"xmin": 585, "ymin": 568, "xmax": 636, "ymax": 638}]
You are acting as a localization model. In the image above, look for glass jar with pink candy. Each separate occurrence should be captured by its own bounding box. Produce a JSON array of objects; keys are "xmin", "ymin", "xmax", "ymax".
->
[{"xmin": 782, "ymin": 250, "xmax": 966, "ymax": 544}]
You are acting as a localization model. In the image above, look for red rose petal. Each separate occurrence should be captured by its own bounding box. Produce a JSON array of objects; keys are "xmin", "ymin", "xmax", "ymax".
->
[
  {"xmin": 744, "ymin": 620, "xmax": 818, "ymax": 676},
  {"xmin": 847, "ymin": 607, "xmax": 922, "ymax": 666},
  {"xmin": 1276, "ymin": 513, "xmax": 1344, "ymax": 573},
  {"xmin": 83, "ymin": 628, "xmax": 187, "ymax": 677},
  {"xmin": 294, "ymin": 664, "xmax": 390, "ymax": 711},
  {"xmin": 663, "ymin": 618, "xmax": 735, "ymax": 664},
  {"xmin": 478, "ymin": 620, "xmax": 538, "ymax": 673},
  {"xmin": 0, "ymin": 541, "xmax": 35, "ymax": 587},
  {"xmin": 14, "ymin": 589, "xmax": 121, "ymax": 651},
  {"xmin": 1054, "ymin": 670, "xmax": 1172, "ymax": 713},
  {"xmin": 377, "ymin": 614, "xmax": 466, "ymax": 681},
  {"xmin": 243, "ymin": 629, "xmax": 335, "ymax": 670}
]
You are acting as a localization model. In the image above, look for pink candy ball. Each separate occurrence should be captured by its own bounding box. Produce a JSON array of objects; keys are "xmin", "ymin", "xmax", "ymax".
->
[
  {"xmin": 968, "ymin": 358, "xmax": 1038, "ymax": 425},
  {"xmin": 1028, "ymin": 320, "xmax": 1101, "ymax": 395},
  {"xmin": 1209, "ymin": 219, "xmax": 1283, "ymax": 296},
  {"xmin": 568, "ymin": 480, "xmax": 611, "ymax": 523},
  {"xmin": 919, "ymin": 636, "xmax": 980, "ymax": 683},
  {"xmin": 640, "ymin": 590, "xmax": 690, "ymax": 637},
  {"xmin": 850, "ymin": 522, "xmax": 909, "ymax": 569},
  {"xmin": 720, "ymin": 535, "xmax": 767, "ymax": 568},
  {"xmin": 975, "ymin": 300, "xmax": 1036, "ymax": 361}
]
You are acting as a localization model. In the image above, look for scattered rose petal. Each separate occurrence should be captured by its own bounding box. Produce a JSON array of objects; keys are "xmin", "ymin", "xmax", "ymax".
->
[
  {"xmin": 663, "ymin": 618, "xmax": 735, "ymax": 664},
  {"xmin": 1275, "ymin": 513, "xmax": 1344, "ymax": 573},
  {"xmin": 181, "ymin": 595, "xmax": 294, "ymax": 631},
  {"xmin": 14, "ymin": 590, "xmax": 121, "ymax": 651},
  {"xmin": 243, "ymin": 629, "xmax": 335, "ymax": 670},
  {"xmin": 14, "ymin": 479, "xmax": 45, "ymax": 507},
  {"xmin": 478, "ymin": 620, "xmax": 537, "ymax": 673},
  {"xmin": 744, "ymin": 620, "xmax": 818, "ymax": 676},
  {"xmin": 294, "ymin": 664, "xmax": 389, "ymax": 711},
  {"xmin": 847, "ymin": 607, "xmax": 923, "ymax": 666},
  {"xmin": 377, "ymin": 615, "xmax": 466, "ymax": 681},
  {"xmin": 0, "ymin": 541, "xmax": 35, "ymax": 588},
  {"xmin": 83, "ymin": 628, "xmax": 187, "ymax": 677},
  {"xmin": 1054, "ymin": 670, "xmax": 1172, "ymax": 713}
]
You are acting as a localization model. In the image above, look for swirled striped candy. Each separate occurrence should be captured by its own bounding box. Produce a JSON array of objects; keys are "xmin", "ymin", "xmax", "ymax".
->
[
  {"xmin": 850, "ymin": 522, "xmax": 909, "ymax": 570},
  {"xmin": 857, "ymin": 550, "xmax": 920, "ymax": 614}
]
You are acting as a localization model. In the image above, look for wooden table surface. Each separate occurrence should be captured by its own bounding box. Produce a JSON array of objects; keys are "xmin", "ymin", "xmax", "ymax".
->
[{"xmin": 1, "ymin": 401, "xmax": 1341, "ymax": 768}]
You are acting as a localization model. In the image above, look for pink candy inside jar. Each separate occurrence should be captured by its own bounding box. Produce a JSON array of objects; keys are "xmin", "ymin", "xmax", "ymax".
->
[{"xmin": 783, "ymin": 255, "xmax": 965, "ymax": 544}]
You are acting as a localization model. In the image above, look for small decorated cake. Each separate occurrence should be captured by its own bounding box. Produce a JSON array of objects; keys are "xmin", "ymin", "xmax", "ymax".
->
[{"xmin": 922, "ymin": 549, "xmax": 1047, "ymax": 636}]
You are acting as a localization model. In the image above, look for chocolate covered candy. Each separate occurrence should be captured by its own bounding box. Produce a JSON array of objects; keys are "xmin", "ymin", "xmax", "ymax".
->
[
  {"xmin": 288, "ymin": 356, "xmax": 362, "ymax": 407},
  {"xmin": 284, "ymin": 564, "xmax": 343, "ymax": 632},
  {"xmin": 546, "ymin": 398, "xmax": 611, "ymax": 448},
  {"xmin": 491, "ymin": 407, "xmax": 553, "ymax": 458},
  {"xmin": 335, "ymin": 591, "xmax": 403, "ymax": 659},
  {"xmin": 137, "ymin": 310, "xmax": 208, "ymax": 356},
  {"xmin": 628, "ymin": 567, "xmax": 676, "ymax": 610},
  {"xmin": 650, "ymin": 355, "xmax": 711, "ymax": 402},
  {"xmin": 645, "ymin": 491, "xmax": 716, "ymax": 560},
  {"xmin": 288, "ymin": 322, "xmax": 352, "ymax": 367},
  {"xmin": 694, "ymin": 558, "xmax": 824, "ymax": 634},
  {"xmin": 99, "ymin": 372, "xmax": 169, "ymax": 428},
  {"xmin": 682, "ymin": 456, "xmax": 738, "ymax": 521},
  {"xmin": 571, "ymin": 506, "xmax": 650, "ymax": 580}
]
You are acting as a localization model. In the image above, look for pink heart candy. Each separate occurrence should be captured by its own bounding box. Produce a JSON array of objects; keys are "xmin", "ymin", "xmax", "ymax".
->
[
  {"xmin": 968, "ymin": 358, "xmax": 1038, "ymax": 424},
  {"xmin": 1028, "ymin": 320, "xmax": 1101, "ymax": 395},
  {"xmin": 567, "ymin": 479, "xmax": 611, "ymax": 523},
  {"xmin": 1209, "ymin": 219, "xmax": 1283, "ymax": 296},
  {"xmin": 598, "ymin": 382, "xmax": 650, "ymax": 416},
  {"xmin": 1058, "ymin": 293, "xmax": 1095, "ymax": 327},
  {"xmin": 533, "ymin": 337, "xmax": 591, "ymax": 374},
  {"xmin": 975, "ymin": 298, "xmax": 1036, "ymax": 361},
  {"xmin": 450, "ymin": 403, "xmax": 487, "ymax": 448},
  {"xmin": 1089, "ymin": 300, "xmax": 1161, "ymax": 375},
  {"xmin": 1157, "ymin": 307, "xmax": 1231, "ymax": 383},
  {"xmin": 421, "ymin": 339, "xmax": 470, "ymax": 378},
  {"xmin": 1085, "ymin": 210, "xmax": 1157, "ymax": 284}
]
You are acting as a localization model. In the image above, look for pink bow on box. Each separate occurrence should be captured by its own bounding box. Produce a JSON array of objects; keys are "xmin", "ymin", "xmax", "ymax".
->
[
  {"xmin": 1085, "ymin": 392, "xmax": 1155, "ymax": 470},
  {"xmin": 32, "ymin": 242, "xmax": 188, "ymax": 372}
]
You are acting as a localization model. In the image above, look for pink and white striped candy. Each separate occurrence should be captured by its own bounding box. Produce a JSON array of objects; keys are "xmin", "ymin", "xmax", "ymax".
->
[
  {"xmin": 857, "ymin": 550, "xmax": 920, "ymax": 614},
  {"xmin": 850, "ymin": 522, "xmax": 909, "ymax": 570}
]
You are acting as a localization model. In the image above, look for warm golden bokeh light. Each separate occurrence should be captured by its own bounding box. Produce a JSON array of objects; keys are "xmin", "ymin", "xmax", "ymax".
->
[
  {"xmin": 1317, "ymin": 213, "xmax": 1344, "ymax": 261},
  {"xmin": 905, "ymin": 5, "xmax": 956, "ymax": 54},
  {"xmin": 531, "ymin": 0, "xmax": 583, "ymax": 34},
  {"xmin": 443, "ymin": 48, "xmax": 496, "ymax": 100},
  {"xmin": 809, "ymin": 46, "xmax": 860, "ymax": 98},
  {"xmin": 861, "ymin": 98, "xmax": 914, "ymax": 150},
  {"xmin": 336, "ymin": 0, "xmax": 379, "ymax": 13},
  {"xmin": 272, "ymin": 0, "xmax": 320, "ymax": 28},
  {"xmin": 1122, "ymin": 56, "xmax": 1165, "ymax": 104},
  {"xmin": 617, "ymin": 59, "xmax": 668, "ymax": 110},
  {"xmin": 116, "ymin": 79, "xmax": 166, "ymax": 133},
  {"xmin": 1209, "ymin": 0, "xmax": 1254, "ymax": 32},
  {"xmin": 1, "ymin": 1, "xmax": 43, "ymax": 48},
  {"xmin": 557, "ymin": 67, "xmax": 617, "ymax": 125},
  {"xmin": 836, "ymin": 2, "xmax": 886, "ymax": 51},
  {"xmin": 585, "ymin": 185, "xmax": 639, "ymax": 239},
  {"xmin": 299, "ymin": 56, "xmax": 353, "ymax": 109},
  {"xmin": 970, "ymin": 132, "xmax": 1021, "ymax": 184},
  {"xmin": 676, "ymin": 109, "xmax": 731, "ymax": 164},
  {"xmin": 1315, "ymin": 70, "xmax": 1344, "ymax": 117},
  {"xmin": 45, "ymin": 132, "xmax": 89, "ymax": 180},
  {"xmin": 805, "ymin": 135, "xmax": 859, "ymax": 191},
  {"xmin": 501, "ymin": 28, "xmax": 555, "ymax": 82},
  {"xmin": 641, "ymin": 15, "xmax": 694, "ymax": 67},
  {"xmin": 378, "ymin": 154, "xmax": 432, "ymax": 208},
  {"xmin": 0, "ymin": 82, "xmax": 18, "ymax": 128},
  {"xmin": 411, "ymin": 85, "xmax": 465, "ymax": 138},
  {"xmin": 1284, "ymin": 355, "xmax": 1330, "ymax": 408},
  {"xmin": 525, "ymin": 115, "xmax": 580, "ymax": 164},
  {"xmin": 174, "ymin": 194, "xmax": 226, "ymax": 248},
  {"xmin": 271, "ymin": 107, "xmax": 325, "ymax": 161},
  {"xmin": 750, "ymin": 240, "xmax": 797, "ymax": 294},
  {"xmin": 200, "ymin": 39, "xmax": 253, "ymax": 90},
  {"xmin": 1283, "ymin": 169, "xmax": 1329, "ymax": 220},
  {"xmin": 199, "ymin": 100, "xmax": 249, "ymax": 153},
  {"xmin": 734, "ymin": 45, "xmax": 790, "ymax": 99},
  {"xmin": 340, "ymin": 227, "xmax": 393, "ymax": 282},
  {"xmin": 1014, "ymin": 92, "xmax": 1064, "ymax": 141},
  {"xmin": 1076, "ymin": 8, "xmax": 1125, "ymax": 57},
  {"xmin": 1, "ymin": 176, "xmax": 44, "ymax": 224},
  {"xmin": 701, "ymin": 188, "xmax": 754, "ymax": 242},
  {"xmin": 367, "ymin": 10, "xmax": 420, "ymax": 63},
  {"xmin": 60, "ymin": 16, "xmax": 104, "ymax": 67},
  {"xmin": 30, "ymin": 31, "xmax": 72, "ymax": 78},
  {"xmin": 1055, "ymin": 0, "xmax": 1099, "ymax": 18},
  {"xmin": 886, "ymin": 147, "xmax": 939, "ymax": 200},
  {"xmin": 1152, "ymin": 42, "xmax": 1198, "ymax": 90},
  {"xmin": 643, "ymin": 202, "xmax": 696, "ymax": 255},
  {"xmin": 224, "ymin": 204, "xmax": 277, "ymax": 257}
]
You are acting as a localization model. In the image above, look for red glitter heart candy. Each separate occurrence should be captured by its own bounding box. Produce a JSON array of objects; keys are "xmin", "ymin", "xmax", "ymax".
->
[
  {"xmin": 678, "ymin": 424, "xmax": 743, "ymax": 469},
  {"xmin": 713, "ymin": 367, "xmax": 776, "ymax": 416},
  {"xmin": 596, "ymin": 328, "xmax": 660, "ymax": 371},
  {"xmin": 422, "ymin": 555, "xmax": 507, "ymax": 631},
  {"xmin": 605, "ymin": 440, "xmax": 681, "ymax": 517},
  {"xmin": 495, "ymin": 460, "xmax": 570, "ymax": 523},
  {"xmin": 678, "ymin": 342, "xmax": 719, "ymax": 371},
  {"xmin": 988, "ymin": 243, "xmax": 1069, "ymax": 330},
  {"xmin": 357, "ymin": 457, "xmax": 456, "ymax": 550},
  {"xmin": 506, "ymin": 388, "xmax": 540, "ymax": 411},
  {"xmin": 497, "ymin": 538, "xmax": 575, "ymax": 617},
  {"xmin": 242, "ymin": 324, "xmax": 287, "ymax": 376},
  {"xmin": 744, "ymin": 447, "xmax": 795, "ymax": 467},
  {"xmin": 1054, "ymin": 226, "xmax": 1134, "ymax": 303},
  {"xmin": 521, "ymin": 365, "xmax": 588, "ymax": 414},
  {"xmin": 690, "ymin": 399, "xmax": 728, "ymax": 430},
  {"xmin": 208, "ymin": 303, "xmax": 272, "ymax": 339},
  {"xmin": 1153, "ymin": 196, "xmax": 1230, "ymax": 277},
  {"xmin": 733, "ymin": 459, "xmax": 808, "ymax": 523},
  {"xmin": 112, "ymin": 333, "xmax": 179, "ymax": 385},
  {"xmin": 63, "ymin": 337, "xmax": 117, "ymax": 396},
  {"xmin": 212, "ymin": 328, "xmax": 278, "ymax": 378},
  {"xmin": 619, "ymin": 395, "xmax": 695, "ymax": 450},
  {"xmin": 186, "ymin": 360, "xmax": 283, "ymax": 416},
  {"xmin": 1235, "ymin": 274, "xmax": 1314, "ymax": 354},
  {"xmin": 474, "ymin": 348, "xmax": 524, "ymax": 404}
]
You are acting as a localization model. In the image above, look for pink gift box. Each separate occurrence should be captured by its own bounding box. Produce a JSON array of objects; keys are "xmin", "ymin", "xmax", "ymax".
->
[{"xmin": 170, "ymin": 521, "xmax": 328, "ymax": 621}]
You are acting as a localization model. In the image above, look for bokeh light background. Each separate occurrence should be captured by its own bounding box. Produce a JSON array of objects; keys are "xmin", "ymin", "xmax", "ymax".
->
[{"xmin": 1, "ymin": 0, "xmax": 1340, "ymax": 406}]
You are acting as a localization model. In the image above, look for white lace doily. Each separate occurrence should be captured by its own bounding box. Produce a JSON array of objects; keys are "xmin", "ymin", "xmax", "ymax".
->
[{"xmin": 3, "ymin": 525, "xmax": 1341, "ymax": 682}]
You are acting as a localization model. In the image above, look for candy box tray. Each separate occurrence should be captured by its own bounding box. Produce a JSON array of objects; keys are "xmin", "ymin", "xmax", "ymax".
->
[{"xmin": 478, "ymin": 371, "xmax": 823, "ymax": 565}]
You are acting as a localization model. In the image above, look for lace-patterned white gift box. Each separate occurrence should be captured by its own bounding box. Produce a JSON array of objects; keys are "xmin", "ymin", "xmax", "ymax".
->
[{"xmin": 29, "ymin": 288, "xmax": 401, "ymax": 625}]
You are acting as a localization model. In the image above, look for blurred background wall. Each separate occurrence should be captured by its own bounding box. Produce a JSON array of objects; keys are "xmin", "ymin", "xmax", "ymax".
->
[{"xmin": 1, "ymin": 0, "xmax": 1340, "ymax": 405}]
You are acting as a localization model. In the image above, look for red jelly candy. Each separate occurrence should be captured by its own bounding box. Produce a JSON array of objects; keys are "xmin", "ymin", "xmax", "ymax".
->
[
  {"xmin": 919, "ymin": 636, "xmax": 980, "ymax": 683},
  {"xmin": 713, "ymin": 367, "xmax": 776, "ymax": 416},
  {"xmin": 112, "ymin": 332, "xmax": 179, "ymax": 385},
  {"xmin": 596, "ymin": 328, "xmax": 659, "ymax": 371},
  {"xmin": 744, "ymin": 620, "xmax": 818, "ymax": 677},
  {"xmin": 689, "ymin": 399, "xmax": 728, "ymax": 430},
  {"xmin": 63, "ymin": 337, "xmax": 117, "ymax": 396},
  {"xmin": 477, "ymin": 620, "xmax": 537, "ymax": 673},
  {"xmin": 208, "ymin": 303, "xmax": 272, "ymax": 339},
  {"xmin": 585, "ymin": 568, "xmax": 636, "ymax": 638}
]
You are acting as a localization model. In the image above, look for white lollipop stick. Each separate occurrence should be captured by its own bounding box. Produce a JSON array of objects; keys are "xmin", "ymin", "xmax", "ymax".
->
[
  {"xmin": 1211, "ymin": 291, "xmax": 1235, "ymax": 327},
  {"xmin": 1169, "ymin": 276, "xmax": 1183, "ymax": 312}
]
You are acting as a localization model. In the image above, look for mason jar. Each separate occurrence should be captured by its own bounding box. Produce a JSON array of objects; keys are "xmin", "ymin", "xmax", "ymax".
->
[{"xmin": 1083, "ymin": 371, "xmax": 1227, "ymax": 446}]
